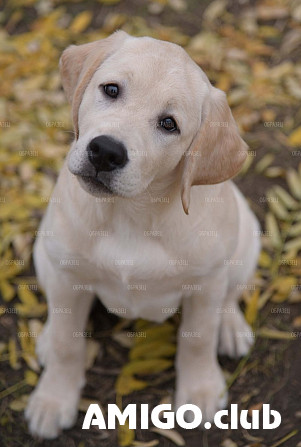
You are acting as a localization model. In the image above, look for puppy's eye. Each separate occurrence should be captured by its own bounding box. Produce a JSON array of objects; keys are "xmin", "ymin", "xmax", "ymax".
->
[
  {"xmin": 160, "ymin": 117, "xmax": 178, "ymax": 132},
  {"xmin": 103, "ymin": 84, "xmax": 119, "ymax": 98}
]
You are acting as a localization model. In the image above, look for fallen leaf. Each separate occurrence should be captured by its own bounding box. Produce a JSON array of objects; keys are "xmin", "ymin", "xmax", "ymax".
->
[
  {"xmin": 9, "ymin": 394, "xmax": 29, "ymax": 412},
  {"xmin": 118, "ymin": 419, "xmax": 135, "ymax": 447},
  {"xmin": 293, "ymin": 316, "xmax": 301, "ymax": 328},
  {"xmin": 116, "ymin": 374, "xmax": 148, "ymax": 396},
  {"xmin": 245, "ymin": 289, "xmax": 259, "ymax": 325},
  {"xmin": 257, "ymin": 328, "xmax": 292, "ymax": 340},
  {"xmin": 70, "ymin": 11, "xmax": 93, "ymax": 33}
]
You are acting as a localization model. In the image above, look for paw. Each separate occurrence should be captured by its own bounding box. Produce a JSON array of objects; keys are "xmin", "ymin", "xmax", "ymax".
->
[
  {"xmin": 175, "ymin": 364, "xmax": 227, "ymax": 424},
  {"xmin": 218, "ymin": 309, "xmax": 254, "ymax": 358},
  {"xmin": 25, "ymin": 373, "xmax": 80, "ymax": 439},
  {"xmin": 36, "ymin": 324, "xmax": 50, "ymax": 367}
]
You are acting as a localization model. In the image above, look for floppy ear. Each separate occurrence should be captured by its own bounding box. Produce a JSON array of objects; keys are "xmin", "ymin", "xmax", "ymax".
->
[
  {"xmin": 59, "ymin": 30, "xmax": 129, "ymax": 139},
  {"xmin": 181, "ymin": 86, "xmax": 248, "ymax": 214}
]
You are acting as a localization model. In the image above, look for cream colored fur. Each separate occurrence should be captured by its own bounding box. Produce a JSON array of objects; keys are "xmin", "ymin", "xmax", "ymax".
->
[{"xmin": 25, "ymin": 31, "xmax": 260, "ymax": 439}]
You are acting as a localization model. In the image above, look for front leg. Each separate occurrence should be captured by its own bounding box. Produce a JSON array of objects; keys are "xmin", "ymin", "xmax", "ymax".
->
[
  {"xmin": 25, "ymin": 254, "xmax": 94, "ymax": 439},
  {"xmin": 175, "ymin": 270, "xmax": 228, "ymax": 423}
]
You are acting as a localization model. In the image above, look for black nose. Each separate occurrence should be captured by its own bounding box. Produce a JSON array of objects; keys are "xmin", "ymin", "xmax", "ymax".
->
[{"xmin": 87, "ymin": 136, "xmax": 128, "ymax": 172}]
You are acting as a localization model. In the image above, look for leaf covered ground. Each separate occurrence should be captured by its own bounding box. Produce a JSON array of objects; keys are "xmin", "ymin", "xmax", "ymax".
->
[{"xmin": 0, "ymin": 0, "xmax": 301, "ymax": 446}]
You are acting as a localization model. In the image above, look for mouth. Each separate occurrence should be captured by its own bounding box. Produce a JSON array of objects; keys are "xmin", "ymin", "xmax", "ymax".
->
[{"xmin": 77, "ymin": 175, "xmax": 113, "ymax": 195}]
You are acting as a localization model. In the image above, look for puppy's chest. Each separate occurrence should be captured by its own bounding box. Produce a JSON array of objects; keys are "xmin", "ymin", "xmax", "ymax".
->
[{"xmin": 87, "ymin": 231, "xmax": 197, "ymax": 322}]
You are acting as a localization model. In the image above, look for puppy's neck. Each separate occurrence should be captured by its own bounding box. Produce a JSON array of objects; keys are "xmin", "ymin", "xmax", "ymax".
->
[{"xmin": 118, "ymin": 166, "xmax": 182, "ymax": 219}]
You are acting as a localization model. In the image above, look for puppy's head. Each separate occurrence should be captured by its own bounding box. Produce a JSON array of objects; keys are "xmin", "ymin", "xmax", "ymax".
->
[{"xmin": 60, "ymin": 31, "xmax": 247, "ymax": 212}]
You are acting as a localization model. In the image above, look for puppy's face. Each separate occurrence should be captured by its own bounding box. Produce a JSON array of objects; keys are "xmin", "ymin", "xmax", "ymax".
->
[
  {"xmin": 62, "ymin": 32, "xmax": 247, "ymax": 212},
  {"xmin": 68, "ymin": 37, "xmax": 203, "ymax": 198}
]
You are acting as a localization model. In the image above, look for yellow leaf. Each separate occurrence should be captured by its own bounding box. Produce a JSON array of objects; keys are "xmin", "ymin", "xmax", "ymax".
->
[
  {"xmin": 293, "ymin": 316, "xmax": 301, "ymax": 328},
  {"xmin": 116, "ymin": 374, "xmax": 148, "ymax": 396},
  {"xmin": 273, "ymin": 186, "xmax": 299, "ymax": 210},
  {"xmin": 288, "ymin": 222, "xmax": 301, "ymax": 237},
  {"xmin": 255, "ymin": 154, "xmax": 275, "ymax": 174},
  {"xmin": 8, "ymin": 338, "xmax": 20, "ymax": 370},
  {"xmin": 258, "ymin": 289, "xmax": 273, "ymax": 309},
  {"xmin": 18, "ymin": 320, "xmax": 31, "ymax": 353},
  {"xmin": 130, "ymin": 341, "xmax": 176, "ymax": 360},
  {"xmin": 203, "ymin": 0, "xmax": 228, "ymax": 23},
  {"xmin": 122, "ymin": 358, "xmax": 173, "ymax": 376},
  {"xmin": 85, "ymin": 339, "xmax": 100, "ymax": 370},
  {"xmin": 271, "ymin": 276, "xmax": 297, "ymax": 296},
  {"xmin": 264, "ymin": 167, "xmax": 285, "ymax": 178},
  {"xmin": 245, "ymin": 289, "xmax": 259, "ymax": 325},
  {"xmin": 239, "ymin": 152, "xmax": 254, "ymax": 175},
  {"xmin": 271, "ymin": 293, "xmax": 290, "ymax": 303},
  {"xmin": 22, "ymin": 354, "xmax": 40, "ymax": 372},
  {"xmin": 267, "ymin": 195, "xmax": 289, "ymax": 220},
  {"xmin": 0, "ymin": 280, "xmax": 15, "ymax": 301},
  {"xmin": 9, "ymin": 394, "xmax": 29, "ymax": 412},
  {"xmin": 258, "ymin": 251, "xmax": 272, "ymax": 268},
  {"xmin": 265, "ymin": 212, "xmax": 281, "ymax": 249},
  {"xmin": 0, "ymin": 342, "xmax": 6, "ymax": 355},
  {"xmin": 135, "ymin": 319, "xmax": 152, "ymax": 331},
  {"xmin": 14, "ymin": 302, "xmax": 47, "ymax": 318},
  {"xmin": 25, "ymin": 370, "xmax": 38, "ymax": 386},
  {"xmin": 118, "ymin": 420, "xmax": 135, "ymax": 447},
  {"xmin": 134, "ymin": 323, "xmax": 175, "ymax": 345},
  {"xmin": 284, "ymin": 237, "xmax": 301, "ymax": 252},
  {"xmin": 70, "ymin": 11, "xmax": 93, "ymax": 33},
  {"xmin": 18, "ymin": 287, "xmax": 38, "ymax": 307},
  {"xmin": 288, "ymin": 127, "xmax": 301, "ymax": 147},
  {"xmin": 286, "ymin": 169, "xmax": 301, "ymax": 200},
  {"xmin": 257, "ymin": 328, "xmax": 292, "ymax": 340}
]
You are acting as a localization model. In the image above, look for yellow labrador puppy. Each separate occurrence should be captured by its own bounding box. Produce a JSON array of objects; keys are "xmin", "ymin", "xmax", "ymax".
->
[{"xmin": 25, "ymin": 31, "xmax": 260, "ymax": 438}]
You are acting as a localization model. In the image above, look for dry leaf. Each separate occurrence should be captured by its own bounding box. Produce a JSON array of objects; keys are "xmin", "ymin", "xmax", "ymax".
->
[
  {"xmin": 257, "ymin": 328, "xmax": 292, "ymax": 340},
  {"xmin": 70, "ymin": 11, "xmax": 93, "ymax": 33},
  {"xmin": 85, "ymin": 339, "xmax": 101, "ymax": 370},
  {"xmin": 116, "ymin": 374, "xmax": 148, "ymax": 396},
  {"xmin": 288, "ymin": 127, "xmax": 301, "ymax": 147},
  {"xmin": 9, "ymin": 394, "xmax": 29, "ymax": 412},
  {"xmin": 118, "ymin": 420, "xmax": 135, "ymax": 447},
  {"xmin": 292, "ymin": 316, "xmax": 301, "ymax": 328},
  {"xmin": 25, "ymin": 370, "xmax": 38, "ymax": 386},
  {"xmin": 245, "ymin": 289, "xmax": 259, "ymax": 325}
]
